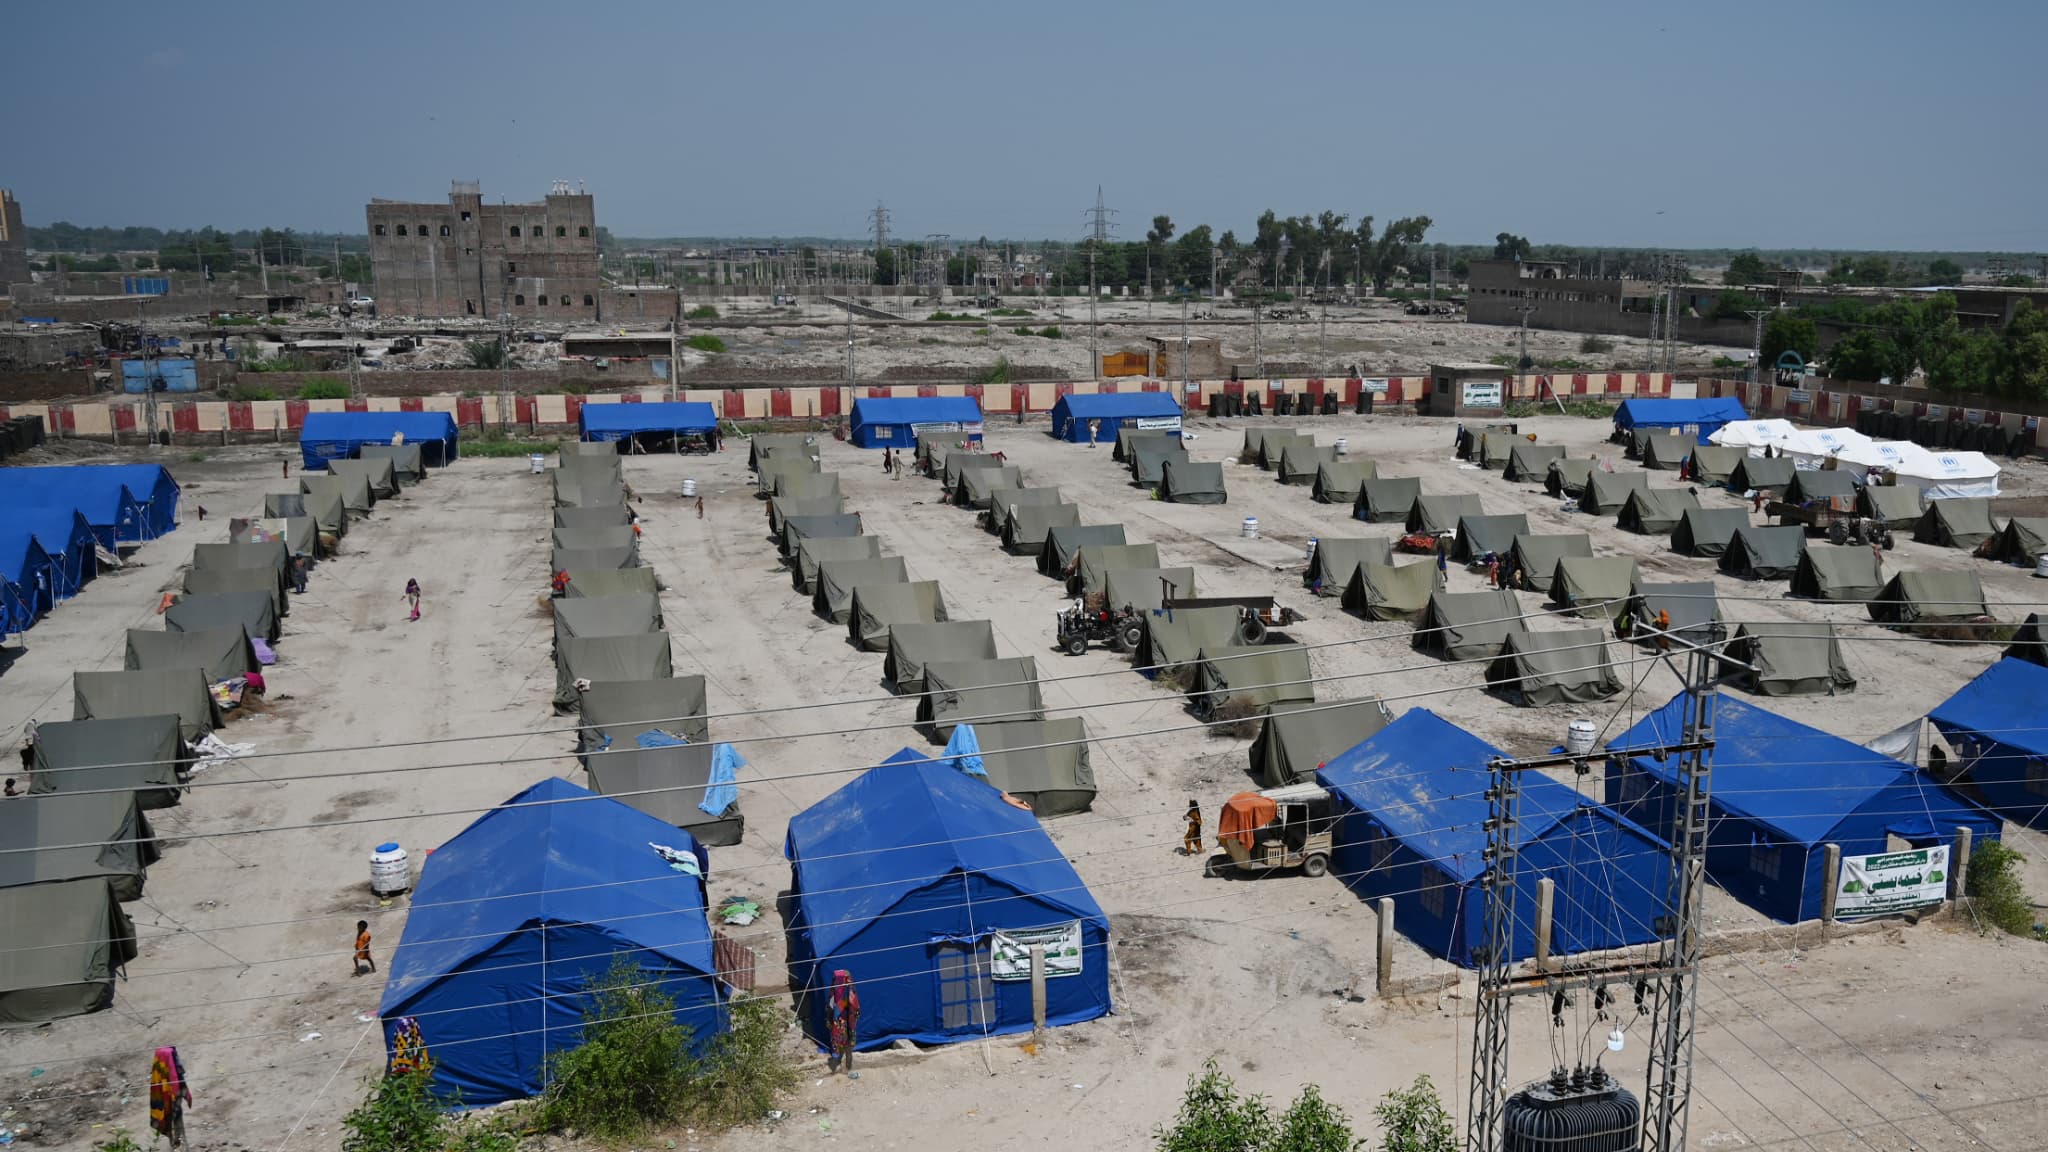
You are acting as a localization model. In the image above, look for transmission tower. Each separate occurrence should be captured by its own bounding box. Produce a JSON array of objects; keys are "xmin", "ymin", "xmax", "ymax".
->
[
  {"xmin": 1084, "ymin": 186, "xmax": 1118, "ymax": 380},
  {"xmin": 868, "ymin": 201, "xmax": 891, "ymax": 254}
]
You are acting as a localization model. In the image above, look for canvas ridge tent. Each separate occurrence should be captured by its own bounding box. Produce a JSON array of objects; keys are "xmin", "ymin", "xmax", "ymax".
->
[
  {"xmin": 1128, "ymin": 440, "xmax": 1189, "ymax": 486},
  {"xmin": 551, "ymin": 524, "xmax": 638, "ymax": 557},
  {"xmin": 1248, "ymin": 698, "xmax": 1392, "ymax": 789},
  {"xmin": 1543, "ymin": 459, "xmax": 1597, "ymax": 498},
  {"xmin": 0, "ymin": 878, "xmax": 139, "ymax": 1025},
  {"xmin": 791, "ymin": 534, "xmax": 885, "ymax": 592},
  {"xmin": 748, "ymin": 433, "xmax": 820, "ymax": 471},
  {"xmin": 812, "ymin": 557, "xmax": 912, "ymax": 623},
  {"xmin": 1258, "ymin": 431, "xmax": 1313, "ymax": 471},
  {"xmin": 1159, "ymin": 459, "xmax": 1228, "ymax": 504},
  {"xmin": 917, "ymin": 657, "xmax": 1045, "ymax": 739},
  {"xmin": 1503, "ymin": 443, "xmax": 1565, "ymax": 482},
  {"xmin": 1040, "ymin": 525, "xmax": 1127, "ymax": 578},
  {"xmin": 779, "ymin": 513, "xmax": 862, "ymax": 560},
  {"xmin": 585, "ymin": 727, "xmax": 744, "ymax": 847},
  {"xmin": 980, "ymin": 488, "xmax": 1063, "ymax": 534},
  {"xmin": 2004, "ymin": 614, "xmax": 2048, "ymax": 667},
  {"xmin": 1487, "ymin": 629, "xmax": 1621, "ymax": 705},
  {"xmin": 191, "ymin": 540, "xmax": 290, "ymax": 605},
  {"xmin": 1856, "ymin": 484, "xmax": 1924, "ymax": 530},
  {"xmin": 1312, "ymin": 460, "xmax": 1376, "ymax": 504},
  {"xmin": 1405, "ymin": 494, "xmax": 1484, "ymax": 536},
  {"xmin": 30, "ymin": 715, "xmax": 189, "ymax": 809},
  {"xmin": 1343, "ymin": 561, "xmax": 1445, "ymax": 621},
  {"xmin": 1188, "ymin": 643, "xmax": 1313, "ymax": 719},
  {"xmin": 1000, "ymin": 503, "xmax": 1081, "ymax": 554},
  {"xmin": 768, "ymin": 495, "xmax": 844, "ymax": 537},
  {"xmin": 73, "ymin": 668, "xmax": 221, "ymax": 739},
  {"xmin": 1789, "ymin": 546, "xmax": 1885, "ymax": 602},
  {"xmin": 553, "ymin": 633, "xmax": 673, "ymax": 711},
  {"xmin": 1621, "ymin": 582, "xmax": 1722, "ymax": 647},
  {"xmin": 1506, "ymin": 534, "xmax": 1593, "ymax": 592},
  {"xmin": 1355, "ymin": 477, "xmax": 1423, "ymax": 523},
  {"xmin": 1723, "ymin": 623, "xmax": 1855, "ymax": 696},
  {"xmin": 1113, "ymin": 426, "xmax": 1175, "ymax": 462},
  {"xmin": 773, "ymin": 472, "xmax": 842, "ymax": 502},
  {"xmin": 549, "ymin": 471, "xmax": 624, "ymax": 510},
  {"xmin": 555, "ymin": 504, "xmax": 632, "ymax": 531},
  {"xmin": 953, "ymin": 465, "xmax": 1024, "ymax": 509},
  {"xmin": 848, "ymin": 581, "xmax": 947, "ymax": 651},
  {"xmin": 1978, "ymin": 517, "xmax": 2048, "ymax": 563},
  {"xmin": 1548, "ymin": 556, "xmax": 1641, "ymax": 618},
  {"xmin": 1414, "ymin": 589, "xmax": 1527, "ymax": 661},
  {"xmin": 1278, "ymin": 442, "xmax": 1337, "ymax": 485},
  {"xmin": 1239, "ymin": 427, "xmax": 1282, "ymax": 464},
  {"xmin": 1069, "ymin": 542, "xmax": 1161, "ymax": 599},
  {"xmin": 1477, "ymin": 431, "xmax": 1521, "ymax": 469},
  {"xmin": 1615, "ymin": 488, "xmax": 1701, "ymax": 535},
  {"xmin": 756, "ymin": 457, "xmax": 822, "ymax": 499},
  {"xmin": 1912, "ymin": 498, "xmax": 1996, "ymax": 550},
  {"xmin": 1780, "ymin": 469, "xmax": 1858, "ymax": 507},
  {"xmin": 1867, "ymin": 571, "xmax": 1989, "ymax": 626},
  {"xmin": 124, "ymin": 626, "xmax": 258, "ymax": 682},
  {"xmin": 1726, "ymin": 455, "xmax": 1795, "ymax": 496},
  {"xmin": 1305, "ymin": 538, "xmax": 1392, "ymax": 596},
  {"xmin": 1448, "ymin": 514, "xmax": 1530, "ymax": 563},
  {"xmin": 0, "ymin": 789, "xmax": 159, "ymax": 901},
  {"xmin": 231, "ymin": 516, "xmax": 319, "ymax": 561},
  {"xmin": 1101, "ymin": 566, "xmax": 1198, "ymax": 614},
  {"xmin": 357, "ymin": 443, "xmax": 425, "ymax": 482},
  {"xmin": 560, "ymin": 567, "xmax": 660, "ymax": 599},
  {"xmin": 1638, "ymin": 435, "xmax": 1691, "ymax": 471},
  {"xmin": 552, "ymin": 593, "xmax": 663, "ymax": 651},
  {"xmin": 165, "ymin": 590, "xmax": 279, "ymax": 645},
  {"xmin": 884, "ymin": 620, "xmax": 999, "ymax": 695},
  {"xmin": 550, "ymin": 545, "xmax": 639, "ymax": 574},
  {"xmin": 942, "ymin": 451, "xmax": 1006, "ymax": 494},
  {"xmin": 279, "ymin": 487, "xmax": 347, "ymax": 538},
  {"xmin": 1718, "ymin": 526, "xmax": 1806, "ymax": 580},
  {"xmin": 327, "ymin": 457, "xmax": 398, "ymax": 500},
  {"xmin": 577, "ymin": 676, "xmax": 710, "ymax": 748},
  {"xmin": 1685, "ymin": 445, "xmax": 1746, "ymax": 486},
  {"xmin": 1577, "ymin": 470, "xmax": 1649, "ymax": 515},
  {"xmin": 1131, "ymin": 606, "xmax": 1245, "ymax": 675},
  {"xmin": 306, "ymin": 469, "xmax": 372, "ymax": 515},
  {"xmin": 971, "ymin": 718, "xmax": 1099, "ymax": 816},
  {"xmin": 1669, "ymin": 507, "xmax": 1750, "ymax": 558}
]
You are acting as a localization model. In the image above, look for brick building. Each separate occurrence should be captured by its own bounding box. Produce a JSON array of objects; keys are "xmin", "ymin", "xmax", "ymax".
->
[
  {"xmin": 0, "ymin": 190, "xmax": 31, "ymax": 296},
  {"xmin": 365, "ymin": 180, "xmax": 602, "ymax": 320}
]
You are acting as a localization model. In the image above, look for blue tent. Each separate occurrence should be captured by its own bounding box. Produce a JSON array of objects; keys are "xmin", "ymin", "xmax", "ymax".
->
[
  {"xmin": 1317, "ymin": 710, "xmax": 1669, "ymax": 967},
  {"xmin": 847, "ymin": 397, "xmax": 983, "ymax": 450},
  {"xmin": 1048, "ymin": 392, "xmax": 1184, "ymax": 443},
  {"xmin": 578, "ymin": 401, "xmax": 719, "ymax": 444},
  {"xmin": 0, "ymin": 464, "xmax": 179, "ymax": 544},
  {"xmin": 0, "ymin": 508, "xmax": 96, "ymax": 600},
  {"xmin": 1611, "ymin": 398, "xmax": 1748, "ymax": 445},
  {"xmin": 378, "ymin": 778, "xmax": 724, "ymax": 1106},
  {"xmin": 0, "ymin": 527, "xmax": 54, "ymax": 633},
  {"xmin": 783, "ymin": 751, "xmax": 1111, "ymax": 1050},
  {"xmin": 300, "ymin": 412, "xmax": 459, "ymax": 470},
  {"xmin": 1606, "ymin": 692, "xmax": 2000, "ymax": 923},
  {"xmin": 1929, "ymin": 658, "xmax": 2048, "ymax": 829}
]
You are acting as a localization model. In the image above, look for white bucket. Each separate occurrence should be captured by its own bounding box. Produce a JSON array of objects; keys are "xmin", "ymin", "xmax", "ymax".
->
[
  {"xmin": 1335, "ymin": 437, "xmax": 1349, "ymax": 456},
  {"xmin": 370, "ymin": 842, "xmax": 410, "ymax": 895},
  {"xmin": 1305, "ymin": 537, "xmax": 1319, "ymax": 562},
  {"xmin": 1564, "ymin": 719, "xmax": 1597, "ymax": 756},
  {"xmin": 682, "ymin": 478, "xmax": 698, "ymax": 498},
  {"xmin": 1242, "ymin": 517, "xmax": 1259, "ymax": 539},
  {"xmin": 2035, "ymin": 553, "xmax": 2048, "ymax": 579},
  {"xmin": 528, "ymin": 454, "xmax": 546, "ymax": 474}
]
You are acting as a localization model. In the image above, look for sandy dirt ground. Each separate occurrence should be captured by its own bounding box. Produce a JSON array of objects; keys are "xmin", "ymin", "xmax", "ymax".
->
[{"xmin": 1, "ymin": 412, "xmax": 2044, "ymax": 1151}]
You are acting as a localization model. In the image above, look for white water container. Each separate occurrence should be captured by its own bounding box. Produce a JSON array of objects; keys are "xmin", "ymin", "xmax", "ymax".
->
[
  {"xmin": 370, "ymin": 842, "xmax": 411, "ymax": 896},
  {"xmin": 682, "ymin": 478, "xmax": 698, "ymax": 498},
  {"xmin": 1565, "ymin": 719, "xmax": 1597, "ymax": 756},
  {"xmin": 1335, "ymin": 437, "xmax": 1349, "ymax": 456},
  {"xmin": 529, "ymin": 454, "xmax": 546, "ymax": 474},
  {"xmin": 1305, "ymin": 537, "xmax": 1319, "ymax": 562},
  {"xmin": 1242, "ymin": 516, "xmax": 1259, "ymax": 539},
  {"xmin": 2036, "ymin": 553, "xmax": 2048, "ymax": 579}
]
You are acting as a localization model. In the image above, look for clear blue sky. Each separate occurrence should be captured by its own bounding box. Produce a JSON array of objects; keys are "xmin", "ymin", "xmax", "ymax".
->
[{"xmin": 7, "ymin": 0, "xmax": 2043, "ymax": 250}]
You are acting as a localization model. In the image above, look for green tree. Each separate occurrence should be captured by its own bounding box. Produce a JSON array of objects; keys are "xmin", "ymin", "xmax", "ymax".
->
[
  {"xmin": 1492, "ymin": 232, "xmax": 1532, "ymax": 261},
  {"xmin": 1173, "ymin": 224, "xmax": 1215, "ymax": 290},
  {"xmin": 1359, "ymin": 215, "xmax": 1433, "ymax": 293},
  {"xmin": 2004, "ymin": 301, "xmax": 2048, "ymax": 399},
  {"xmin": 1926, "ymin": 257, "xmax": 1963, "ymax": 283},
  {"xmin": 1712, "ymin": 289, "xmax": 1768, "ymax": 321},
  {"xmin": 1723, "ymin": 251, "xmax": 1771, "ymax": 285},
  {"xmin": 1372, "ymin": 1076, "xmax": 1456, "ymax": 1152},
  {"xmin": 873, "ymin": 247, "xmax": 898, "ymax": 285},
  {"xmin": 1760, "ymin": 311, "xmax": 1818, "ymax": 366},
  {"xmin": 1999, "ymin": 273, "xmax": 2037, "ymax": 288},
  {"xmin": 1276, "ymin": 1085, "xmax": 1362, "ymax": 1152},
  {"xmin": 539, "ymin": 958, "xmax": 700, "ymax": 1140}
]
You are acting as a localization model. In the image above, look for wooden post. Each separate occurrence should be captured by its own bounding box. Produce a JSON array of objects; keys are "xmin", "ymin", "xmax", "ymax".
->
[
  {"xmin": 1029, "ymin": 945, "xmax": 1047, "ymax": 1040},
  {"xmin": 1376, "ymin": 898, "xmax": 1395, "ymax": 997},
  {"xmin": 1822, "ymin": 843, "xmax": 1842, "ymax": 924},
  {"xmin": 1951, "ymin": 827, "xmax": 1973, "ymax": 901},
  {"xmin": 1533, "ymin": 878, "xmax": 1555, "ymax": 972}
]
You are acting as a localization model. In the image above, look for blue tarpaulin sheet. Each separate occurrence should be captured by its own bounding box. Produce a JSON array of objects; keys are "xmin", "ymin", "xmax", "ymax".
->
[
  {"xmin": 1049, "ymin": 392, "xmax": 1184, "ymax": 442},
  {"xmin": 299, "ymin": 412, "xmax": 459, "ymax": 470},
  {"xmin": 943, "ymin": 723, "xmax": 986, "ymax": 777},
  {"xmin": 1929, "ymin": 658, "xmax": 2048, "ymax": 829},
  {"xmin": 0, "ymin": 527, "xmax": 54, "ymax": 633},
  {"xmin": 578, "ymin": 401, "xmax": 719, "ymax": 441},
  {"xmin": 0, "ymin": 464, "xmax": 179, "ymax": 543}
]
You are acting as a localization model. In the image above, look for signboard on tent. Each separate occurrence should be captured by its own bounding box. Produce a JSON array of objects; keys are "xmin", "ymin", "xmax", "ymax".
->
[
  {"xmin": 1135, "ymin": 416, "xmax": 1183, "ymax": 431},
  {"xmin": 989, "ymin": 921, "xmax": 1084, "ymax": 981},
  {"xmin": 1363, "ymin": 378, "xmax": 1389, "ymax": 394},
  {"xmin": 1834, "ymin": 846, "xmax": 1948, "ymax": 918}
]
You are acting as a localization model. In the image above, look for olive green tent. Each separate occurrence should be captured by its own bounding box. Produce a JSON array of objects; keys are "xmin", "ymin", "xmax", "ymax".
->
[
  {"xmin": 0, "ymin": 790, "xmax": 159, "ymax": 901},
  {"xmin": 1000, "ymin": 503, "xmax": 1081, "ymax": 554},
  {"xmin": 1718, "ymin": 526, "xmax": 1807, "ymax": 580},
  {"xmin": 1868, "ymin": 571, "xmax": 1989, "ymax": 626},
  {"xmin": 231, "ymin": 516, "xmax": 320, "ymax": 560},
  {"xmin": 2006, "ymin": 614, "xmax": 2048, "ymax": 666},
  {"xmin": 1448, "ymin": 514, "xmax": 1531, "ymax": 562},
  {"xmin": 1503, "ymin": 443, "xmax": 1565, "ymax": 482},
  {"xmin": 1342, "ymin": 560, "xmax": 1445, "ymax": 621},
  {"xmin": 1723, "ymin": 623, "xmax": 1856, "ymax": 697},
  {"xmin": 192, "ymin": 540, "xmax": 290, "ymax": 605},
  {"xmin": 1478, "ymin": 431, "xmax": 1522, "ymax": 469},
  {"xmin": 302, "ymin": 472, "xmax": 370, "ymax": 517},
  {"xmin": 1578, "ymin": 470, "xmax": 1649, "ymax": 515},
  {"xmin": 552, "ymin": 524, "xmax": 638, "ymax": 556},
  {"xmin": 562, "ymin": 441, "xmax": 618, "ymax": 457},
  {"xmin": 278, "ymin": 486, "xmax": 348, "ymax": 537},
  {"xmin": 981, "ymin": 488, "xmax": 1065, "ymax": 534},
  {"xmin": 30, "ymin": 716, "xmax": 188, "ymax": 810},
  {"xmin": 1070, "ymin": 542, "xmax": 1161, "ymax": 599},
  {"xmin": 749, "ymin": 433, "xmax": 819, "ymax": 471},
  {"xmin": 561, "ymin": 567, "xmax": 660, "ymax": 598},
  {"xmin": 552, "ymin": 593, "xmax": 663, "ymax": 652},
  {"xmin": 1248, "ymin": 698, "xmax": 1392, "ymax": 788},
  {"xmin": 585, "ymin": 730, "xmax": 744, "ymax": 847},
  {"xmin": 1507, "ymin": 534, "xmax": 1594, "ymax": 591},
  {"xmin": 1624, "ymin": 427, "xmax": 1658, "ymax": 460},
  {"xmin": 1980, "ymin": 517, "xmax": 2048, "ymax": 563},
  {"xmin": 1313, "ymin": 460, "xmax": 1376, "ymax": 504},
  {"xmin": 917, "ymin": 657, "xmax": 1045, "ymax": 739},
  {"xmin": 1279, "ymin": 442, "xmax": 1337, "ymax": 485},
  {"xmin": 1102, "ymin": 567, "xmax": 1198, "ymax": 613},
  {"xmin": 124, "ymin": 626, "xmax": 258, "ymax": 682},
  {"xmin": 1726, "ymin": 455, "xmax": 1794, "ymax": 495},
  {"xmin": 1615, "ymin": 488, "xmax": 1701, "ymax": 535},
  {"xmin": 953, "ymin": 465, "xmax": 1024, "ymax": 509},
  {"xmin": 1543, "ymin": 459, "xmax": 1597, "ymax": 497},
  {"xmin": 1639, "ymin": 434, "xmax": 1690, "ymax": 471},
  {"xmin": 357, "ymin": 443, "xmax": 425, "ymax": 482},
  {"xmin": 1790, "ymin": 546, "xmax": 1886, "ymax": 602},
  {"xmin": 1189, "ymin": 643, "xmax": 1313, "ymax": 719},
  {"xmin": 73, "ymin": 669, "xmax": 221, "ymax": 741},
  {"xmin": 918, "ymin": 439, "xmax": 951, "ymax": 477},
  {"xmin": 1856, "ymin": 484, "xmax": 1923, "ymax": 529},
  {"xmin": 553, "ymin": 633, "xmax": 672, "ymax": 711},
  {"xmin": 1355, "ymin": 477, "xmax": 1423, "ymax": 523},
  {"xmin": 1040, "ymin": 524, "xmax": 1127, "ymax": 578},
  {"xmin": 1405, "ymin": 494, "xmax": 1484, "ymax": 535},
  {"xmin": 1133, "ymin": 606, "xmax": 1248, "ymax": 674},
  {"xmin": 550, "ymin": 545, "xmax": 639, "ymax": 574},
  {"xmin": 1239, "ymin": 427, "xmax": 1281, "ymax": 464},
  {"xmin": 813, "ymin": 556, "xmax": 912, "ymax": 623},
  {"xmin": 1781, "ymin": 469, "xmax": 1858, "ymax": 506},
  {"xmin": 1258, "ymin": 431, "xmax": 1313, "ymax": 471},
  {"xmin": 1158, "ymin": 459, "xmax": 1228, "ymax": 504},
  {"xmin": 1548, "ymin": 557, "xmax": 1640, "ymax": 618},
  {"xmin": 1414, "ymin": 589, "xmax": 1527, "ymax": 661},
  {"xmin": 773, "ymin": 472, "xmax": 841, "ymax": 502},
  {"xmin": 0, "ymin": 879, "xmax": 138, "ymax": 1025},
  {"xmin": 166, "ymin": 590, "xmax": 279, "ymax": 645},
  {"xmin": 884, "ymin": 620, "xmax": 998, "ymax": 695},
  {"xmin": 1115, "ymin": 427, "xmax": 1174, "ymax": 462},
  {"xmin": 577, "ymin": 676, "xmax": 709, "ymax": 748},
  {"xmin": 550, "ymin": 471, "xmax": 625, "ymax": 508},
  {"xmin": 1669, "ymin": 507, "xmax": 1751, "ymax": 558},
  {"xmin": 1486, "ymin": 630, "xmax": 1622, "ymax": 706},
  {"xmin": 768, "ymin": 495, "xmax": 844, "ymax": 536},
  {"xmin": 1687, "ymin": 445, "xmax": 1747, "ymax": 486},
  {"xmin": 791, "ymin": 535, "xmax": 885, "ymax": 592},
  {"xmin": 942, "ymin": 451, "xmax": 1007, "ymax": 494},
  {"xmin": 756, "ymin": 456, "xmax": 822, "ymax": 498},
  {"xmin": 1306, "ymin": 538, "xmax": 1392, "ymax": 596},
  {"xmin": 327, "ymin": 456, "xmax": 398, "ymax": 499},
  {"xmin": 971, "ymin": 717, "xmax": 1097, "ymax": 817},
  {"xmin": 779, "ymin": 513, "xmax": 862, "ymax": 560},
  {"xmin": 1620, "ymin": 581, "xmax": 1722, "ymax": 646},
  {"xmin": 1130, "ymin": 440, "xmax": 1190, "ymax": 485},
  {"xmin": 848, "ymin": 580, "xmax": 947, "ymax": 651},
  {"xmin": 1457, "ymin": 424, "xmax": 1516, "ymax": 460},
  {"xmin": 559, "ymin": 453, "xmax": 624, "ymax": 487},
  {"xmin": 1912, "ymin": 498, "xmax": 1997, "ymax": 550}
]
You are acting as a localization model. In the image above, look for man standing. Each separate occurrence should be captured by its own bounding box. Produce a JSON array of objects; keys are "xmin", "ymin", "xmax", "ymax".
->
[{"xmin": 353, "ymin": 920, "xmax": 375, "ymax": 976}]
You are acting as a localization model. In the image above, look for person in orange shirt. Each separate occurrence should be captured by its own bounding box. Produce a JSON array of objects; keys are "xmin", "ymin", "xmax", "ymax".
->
[{"xmin": 353, "ymin": 920, "xmax": 375, "ymax": 976}]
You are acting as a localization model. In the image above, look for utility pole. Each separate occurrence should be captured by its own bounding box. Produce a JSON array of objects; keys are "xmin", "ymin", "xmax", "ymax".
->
[
  {"xmin": 1084, "ymin": 187, "xmax": 1116, "ymax": 382},
  {"xmin": 1744, "ymin": 308, "xmax": 1769, "ymax": 385},
  {"xmin": 668, "ymin": 317, "xmax": 680, "ymax": 403},
  {"xmin": 845, "ymin": 301, "xmax": 856, "ymax": 386},
  {"xmin": 1180, "ymin": 295, "xmax": 1191, "ymax": 398}
]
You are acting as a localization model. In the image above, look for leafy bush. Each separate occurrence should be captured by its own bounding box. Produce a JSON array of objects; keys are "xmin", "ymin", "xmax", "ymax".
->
[
  {"xmin": 93, "ymin": 1129, "xmax": 145, "ymax": 1152},
  {"xmin": 1374, "ymin": 1075, "xmax": 1456, "ymax": 1152},
  {"xmin": 974, "ymin": 357, "xmax": 1014, "ymax": 386},
  {"xmin": 1578, "ymin": 335, "xmax": 1615, "ymax": 354},
  {"xmin": 1014, "ymin": 326, "xmax": 1036, "ymax": 337},
  {"xmin": 559, "ymin": 380, "xmax": 591, "ymax": 395},
  {"xmin": 685, "ymin": 333, "xmax": 727, "ymax": 353},
  {"xmin": 1711, "ymin": 356, "xmax": 1744, "ymax": 370},
  {"xmin": 263, "ymin": 316, "xmax": 289, "ymax": 327},
  {"xmin": 465, "ymin": 435, "xmax": 559, "ymax": 457},
  {"xmin": 690, "ymin": 994, "xmax": 802, "ymax": 1129},
  {"xmin": 991, "ymin": 307, "xmax": 1034, "ymax": 317},
  {"xmin": 928, "ymin": 310, "xmax": 969, "ymax": 322},
  {"xmin": 341, "ymin": 1066, "xmax": 446, "ymax": 1152},
  {"xmin": 465, "ymin": 339, "xmax": 508, "ymax": 370},
  {"xmin": 1154, "ymin": 1059, "xmax": 1364, "ymax": 1151},
  {"xmin": 296, "ymin": 379, "xmax": 351, "ymax": 400},
  {"xmin": 1038, "ymin": 326, "xmax": 1065, "ymax": 339},
  {"xmin": 537, "ymin": 958, "xmax": 699, "ymax": 1140},
  {"xmin": 685, "ymin": 304, "xmax": 719, "ymax": 321},
  {"xmin": 1967, "ymin": 840, "xmax": 2039, "ymax": 938},
  {"xmin": 229, "ymin": 383, "xmax": 279, "ymax": 401}
]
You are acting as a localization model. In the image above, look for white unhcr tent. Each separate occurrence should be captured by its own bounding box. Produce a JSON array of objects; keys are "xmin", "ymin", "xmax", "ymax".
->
[
  {"xmin": 1827, "ymin": 440, "xmax": 1928, "ymax": 482},
  {"xmin": 1888, "ymin": 449, "xmax": 2001, "ymax": 500},
  {"xmin": 1779, "ymin": 427, "xmax": 1871, "ymax": 470},
  {"xmin": 1708, "ymin": 418, "xmax": 1796, "ymax": 455}
]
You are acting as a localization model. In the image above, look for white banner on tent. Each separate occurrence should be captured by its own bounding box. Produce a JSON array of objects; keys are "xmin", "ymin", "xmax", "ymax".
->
[
  {"xmin": 1835, "ymin": 846, "xmax": 1949, "ymax": 918},
  {"xmin": 989, "ymin": 921, "xmax": 1084, "ymax": 981},
  {"xmin": 1135, "ymin": 416, "xmax": 1184, "ymax": 431}
]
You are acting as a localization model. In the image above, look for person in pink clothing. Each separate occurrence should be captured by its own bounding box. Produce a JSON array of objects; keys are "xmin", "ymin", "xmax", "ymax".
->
[{"xmin": 402, "ymin": 578, "xmax": 421, "ymax": 621}]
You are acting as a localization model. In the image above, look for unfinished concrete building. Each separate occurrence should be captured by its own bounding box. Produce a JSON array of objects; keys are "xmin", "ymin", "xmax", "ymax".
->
[
  {"xmin": 365, "ymin": 181, "xmax": 601, "ymax": 320},
  {"xmin": 0, "ymin": 190, "xmax": 31, "ymax": 297}
]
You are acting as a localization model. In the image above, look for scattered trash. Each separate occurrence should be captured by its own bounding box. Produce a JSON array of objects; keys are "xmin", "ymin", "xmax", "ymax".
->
[
  {"xmin": 299, "ymin": 1031, "xmax": 322, "ymax": 1043},
  {"xmin": 767, "ymin": 1111, "xmax": 784, "ymax": 1121},
  {"xmin": 1071, "ymin": 1083, "xmax": 1085, "ymax": 1089},
  {"xmin": 718, "ymin": 896, "xmax": 761, "ymax": 926},
  {"xmin": 819, "ymin": 1119, "xmax": 833, "ymax": 1132},
  {"xmin": 26, "ymin": 1070, "xmax": 42, "ymax": 1079},
  {"xmin": 355, "ymin": 1013, "xmax": 377, "ymax": 1024}
]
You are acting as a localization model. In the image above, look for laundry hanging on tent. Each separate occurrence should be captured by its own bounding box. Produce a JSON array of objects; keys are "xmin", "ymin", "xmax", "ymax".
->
[
  {"xmin": 250, "ymin": 637, "xmax": 277, "ymax": 666},
  {"xmin": 943, "ymin": 723, "xmax": 987, "ymax": 777},
  {"xmin": 702, "ymin": 744, "xmax": 743, "ymax": 816},
  {"xmin": 649, "ymin": 842, "xmax": 702, "ymax": 877}
]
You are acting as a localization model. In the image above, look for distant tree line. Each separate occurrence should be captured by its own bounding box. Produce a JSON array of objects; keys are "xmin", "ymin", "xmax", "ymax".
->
[{"xmin": 1760, "ymin": 293, "xmax": 2048, "ymax": 398}]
